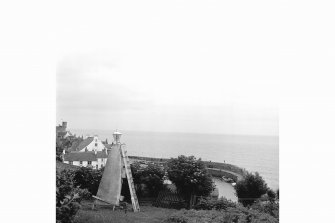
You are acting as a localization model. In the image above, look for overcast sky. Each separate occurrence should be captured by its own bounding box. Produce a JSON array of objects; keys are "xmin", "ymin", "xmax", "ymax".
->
[{"xmin": 57, "ymin": 1, "xmax": 279, "ymax": 136}]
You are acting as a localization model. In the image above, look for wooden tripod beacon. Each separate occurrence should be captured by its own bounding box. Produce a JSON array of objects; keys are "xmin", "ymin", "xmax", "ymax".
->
[{"xmin": 92, "ymin": 131, "xmax": 140, "ymax": 212}]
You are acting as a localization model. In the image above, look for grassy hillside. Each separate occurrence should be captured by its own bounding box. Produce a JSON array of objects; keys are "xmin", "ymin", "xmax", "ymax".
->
[
  {"xmin": 74, "ymin": 201, "xmax": 175, "ymax": 223},
  {"xmin": 73, "ymin": 200, "xmax": 278, "ymax": 223}
]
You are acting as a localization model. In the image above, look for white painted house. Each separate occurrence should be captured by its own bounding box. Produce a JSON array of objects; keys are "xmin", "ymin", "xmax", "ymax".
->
[
  {"xmin": 63, "ymin": 150, "xmax": 108, "ymax": 169},
  {"xmin": 68, "ymin": 135, "xmax": 107, "ymax": 153},
  {"xmin": 63, "ymin": 135, "xmax": 109, "ymax": 169}
]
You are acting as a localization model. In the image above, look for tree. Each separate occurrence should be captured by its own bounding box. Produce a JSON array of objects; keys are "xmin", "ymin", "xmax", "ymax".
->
[
  {"xmin": 73, "ymin": 167, "xmax": 104, "ymax": 196},
  {"xmin": 56, "ymin": 137, "xmax": 83, "ymax": 161},
  {"xmin": 167, "ymin": 155, "xmax": 215, "ymax": 207},
  {"xmin": 131, "ymin": 161, "xmax": 165, "ymax": 197},
  {"xmin": 56, "ymin": 169, "xmax": 90, "ymax": 223},
  {"xmin": 234, "ymin": 172, "xmax": 268, "ymax": 206},
  {"xmin": 267, "ymin": 189, "xmax": 276, "ymax": 202}
]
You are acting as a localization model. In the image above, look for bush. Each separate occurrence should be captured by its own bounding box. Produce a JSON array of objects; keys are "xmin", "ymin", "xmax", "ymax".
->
[
  {"xmin": 251, "ymin": 201, "xmax": 279, "ymax": 220},
  {"xmin": 234, "ymin": 172, "xmax": 268, "ymax": 206},
  {"xmin": 56, "ymin": 137, "xmax": 82, "ymax": 161},
  {"xmin": 56, "ymin": 170, "xmax": 90, "ymax": 223},
  {"xmin": 131, "ymin": 161, "xmax": 165, "ymax": 197},
  {"xmin": 164, "ymin": 208, "xmax": 279, "ymax": 223},
  {"xmin": 267, "ymin": 189, "xmax": 276, "ymax": 202},
  {"xmin": 167, "ymin": 155, "xmax": 215, "ymax": 207},
  {"xmin": 194, "ymin": 197, "xmax": 237, "ymax": 211},
  {"xmin": 73, "ymin": 167, "xmax": 104, "ymax": 196}
]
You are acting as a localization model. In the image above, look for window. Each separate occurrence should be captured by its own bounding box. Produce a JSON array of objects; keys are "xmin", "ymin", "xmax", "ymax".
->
[
  {"xmin": 95, "ymin": 143, "xmax": 98, "ymax": 147},
  {"xmin": 88, "ymin": 161, "xmax": 92, "ymax": 165},
  {"xmin": 69, "ymin": 161, "xmax": 73, "ymax": 165},
  {"xmin": 80, "ymin": 161, "xmax": 82, "ymax": 165},
  {"xmin": 96, "ymin": 165, "xmax": 98, "ymax": 169}
]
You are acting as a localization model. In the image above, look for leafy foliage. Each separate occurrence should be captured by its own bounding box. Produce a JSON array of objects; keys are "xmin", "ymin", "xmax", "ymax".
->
[
  {"xmin": 56, "ymin": 136, "xmax": 82, "ymax": 161},
  {"xmin": 267, "ymin": 189, "xmax": 276, "ymax": 202},
  {"xmin": 234, "ymin": 172, "xmax": 268, "ymax": 206},
  {"xmin": 56, "ymin": 170, "xmax": 90, "ymax": 223},
  {"xmin": 164, "ymin": 207, "xmax": 279, "ymax": 223},
  {"xmin": 167, "ymin": 155, "xmax": 215, "ymax": 205},
  {"xmin": 251, "ymin": 201, "xmax": 279, "ymax": 220},
  {"xmin": 73, "ymin": 167, "xmax": 104, "ymax": 196},
  {"xmin": 56, "ymin": 134, "xmax": 84, "ymax": 161},
  {"xmin": 194, "ymin": 197, "xmax": 237, "ymax": 211},
  {"xmin": 131, "ymin": 161, "xmax": 165, "ymax": 197}
]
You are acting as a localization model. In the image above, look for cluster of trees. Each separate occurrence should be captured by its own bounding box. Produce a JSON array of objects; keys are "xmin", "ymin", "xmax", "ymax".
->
[
  {"xmin": 165, "ymin": 156, "xmax": 279, "ymax": 220},
  {"xmin": 234, "ymin": 172, "xmax": 279, "ymax": 205},
  {"xmin": 167, "ymin": 155, "xmax": 215, "ymax": 207},
  {"xmin": 56, "ymin": 154, "xmax": 279, "ymax": 222},
  {"xmin": 131, "ymin": 162, "xmax": 165, "ymax": 197},
  {"xmin": 56, "ymin": 136, "xmax": 82, "ymax": 161},
  {"xmin": 234, "ymin": 172, "xmax": 279, "ymax": 220}
]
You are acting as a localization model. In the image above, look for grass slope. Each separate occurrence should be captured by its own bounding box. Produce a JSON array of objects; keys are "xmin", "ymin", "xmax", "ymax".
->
[{"xmin": 74, "ymin": 201, "xmax": 175, "ymax": 223}]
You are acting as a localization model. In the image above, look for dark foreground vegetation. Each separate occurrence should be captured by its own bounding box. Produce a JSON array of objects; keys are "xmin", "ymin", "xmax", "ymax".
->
[
  {"xmin": 56, "ymin": 155, "xmax": 279, "ymax": 223},
  {"xmin": 73, "ymin": 202, "xmax": 278, "ymax": 223}
]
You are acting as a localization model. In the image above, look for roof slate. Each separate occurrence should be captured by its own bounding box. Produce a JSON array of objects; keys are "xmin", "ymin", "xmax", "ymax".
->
[
  {"xmin": 64, "ymin": 152, "xmax": 97, "ymax": 161},
  {"xmin": 96, "ymin": 151, "xmax": 108, "ymax": 158},
  {"xmin": 64, "ymin": 150, "xmax": 108, "ymax": 161},
  {"xmin": 57, "ymin": 131, "xmax": 72, "ymax": 138},
  {"xmin": 68, "ymin": 137, "xmax": 94, "ymax": 152}
]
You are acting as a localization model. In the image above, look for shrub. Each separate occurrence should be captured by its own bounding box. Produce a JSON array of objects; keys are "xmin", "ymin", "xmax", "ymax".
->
[
  {"xmin": 251, "ymin": 201, "xmax": 279, "ymax": 220},
  {"xmin": 194, "ymin": 197, "xmax": 237, "ymax": 211},
  {"xmin": 234, "ymin": 172, "xmax": 268, "ymax": 206},
  {"xmin": 131, "ymin": 161, "xmax": 165, "ymax": 197},
  {"xmin": 73, "ymin": 167, "xmax": 104, "ymax": 196},
  {"xmin": 56, "ymin": 137, "xmax": 82, "ymax": 161},
  {"xmin": 164, "ymin": 208, "xmax": 279, "ymax": 223},
  {"xmin": 167, "ymin": 155, "xmax": 215, "ymax": 207},
  {"xmin": 56, "ymin": 170, "xmax": 90, "ymax": 223},
  {"xmin": 267, "ymin": 189, "xmax": 276, "ymax": 202}
]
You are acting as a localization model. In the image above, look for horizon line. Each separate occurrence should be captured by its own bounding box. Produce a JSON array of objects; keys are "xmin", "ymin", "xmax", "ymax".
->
[{"xmin": 68, "ymin": 128, "xmax": 279, "ymax": 137}]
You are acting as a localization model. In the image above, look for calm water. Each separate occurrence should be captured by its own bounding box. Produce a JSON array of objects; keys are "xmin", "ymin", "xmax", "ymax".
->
[{"xmin": 71, "ymin": 129, "xmax": 279, "ymax": 190}]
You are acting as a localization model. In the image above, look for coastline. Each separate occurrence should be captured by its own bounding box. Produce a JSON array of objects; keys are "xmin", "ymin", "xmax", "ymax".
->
[
  {"xmin": 128, "ymin": 155, "xmax": 247, "ymax": 181},
  {"xmin": 128, "ymin": 155, "xmax": 245, "ymax": 202}
]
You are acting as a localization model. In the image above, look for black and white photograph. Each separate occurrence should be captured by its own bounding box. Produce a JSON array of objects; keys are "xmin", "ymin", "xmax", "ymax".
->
[
  {"xmin": 56, "ymin": 1, "xmax": 280, "ymax": 222},
  {"xmin": 1, "ymin": 1, "xmax": 335, "ymax": 223}
]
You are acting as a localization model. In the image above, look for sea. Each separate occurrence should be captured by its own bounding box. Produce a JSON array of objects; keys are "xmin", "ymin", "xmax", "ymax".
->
[{"xmin": 70, "ymin": 129, "xmax": 279, "ymax": 199}]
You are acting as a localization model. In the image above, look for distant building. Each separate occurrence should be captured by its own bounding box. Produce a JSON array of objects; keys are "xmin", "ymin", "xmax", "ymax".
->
[
  {"xmin": 63, "ymin": 150, "xmax": 108, "ymax": 169},
  {"xmin": 67, "ymin": 135, "xmax": 107, "ymax": 152},
  {"xmin": 56, "ymin": 121, "xmax": 67, "ymax": 133},
  {"xmin": 57, "ymin": 131, "xmax": 73, "ymax": 139},
  {"xmin": 56, "ymin": 121, "xmax": 73, "ymax": 139},
  {"xmin": 62, "ymin": 133, "xmax": 109, "ymax": 169}
]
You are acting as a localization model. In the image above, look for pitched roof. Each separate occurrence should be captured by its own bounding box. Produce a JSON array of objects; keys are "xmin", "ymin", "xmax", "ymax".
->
[
  {"xmin": 57, "ymin": 131, "xmax": 72, "ymax": 138},
  {"xmin": 96, "ymin": 150, "xmax": 108, "ymax": 159},
  {"xmin": 64, "ymin": 152, "xmax": 97, "ymax": 161},
  {"xmin": 68, "ymin": 137, "xmax": 94, "ymax": 152},
  {"xmin": 64, "ymin": 150, "xmax": 108, "ymax": 162}
]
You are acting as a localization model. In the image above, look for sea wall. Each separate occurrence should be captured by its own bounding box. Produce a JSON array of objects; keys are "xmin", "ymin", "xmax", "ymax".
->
[
  {"xmin": 207, "ymin": 168, "xmax": 239, "ymax": 182},
  {"xmin": 128, "ymin": 155, "xmax": 246, "ymax": 181}
]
